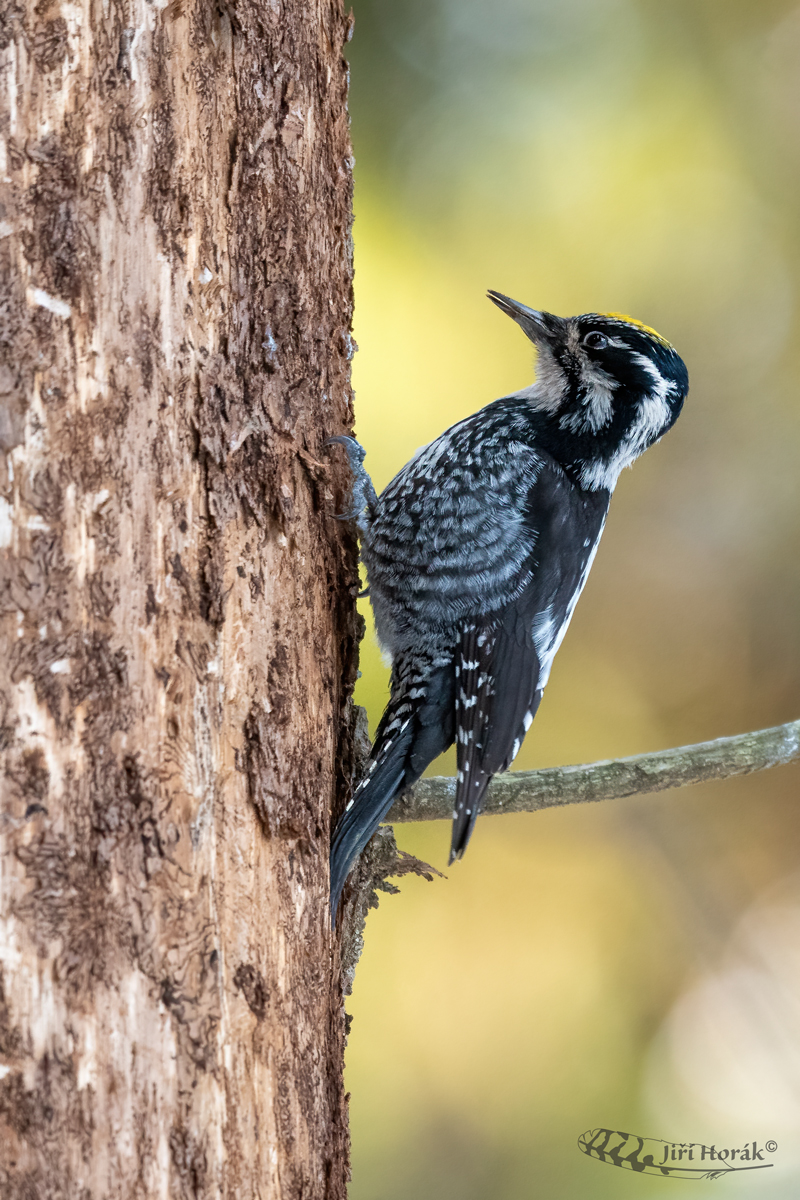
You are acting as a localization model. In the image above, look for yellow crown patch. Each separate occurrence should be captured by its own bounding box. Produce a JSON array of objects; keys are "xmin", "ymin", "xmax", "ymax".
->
[{"xmin": 601, "ymin": 312, "xmax": 673, "ymax": 348}]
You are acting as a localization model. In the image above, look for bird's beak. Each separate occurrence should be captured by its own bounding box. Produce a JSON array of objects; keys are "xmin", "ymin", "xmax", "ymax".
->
[{"xmin": 487, "ymin": 290, "xmax": 566, "ymax": 347}]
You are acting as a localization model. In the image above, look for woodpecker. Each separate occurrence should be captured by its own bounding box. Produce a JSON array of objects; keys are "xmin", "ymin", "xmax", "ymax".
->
[{"xmin": 330, "ymin": 291, "xmax": 688, "ymax": 922}]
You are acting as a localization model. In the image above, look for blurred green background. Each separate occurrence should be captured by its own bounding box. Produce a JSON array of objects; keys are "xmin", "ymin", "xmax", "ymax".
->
[{"xmin": 343, "ymin": 2, "xmax": 800, "ymax": 1196}]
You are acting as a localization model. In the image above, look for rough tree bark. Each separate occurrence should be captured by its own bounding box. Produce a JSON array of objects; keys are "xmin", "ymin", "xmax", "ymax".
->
[{"xmin": 0, "ymin": 1, "xmax": 359, "ymax": 1196}]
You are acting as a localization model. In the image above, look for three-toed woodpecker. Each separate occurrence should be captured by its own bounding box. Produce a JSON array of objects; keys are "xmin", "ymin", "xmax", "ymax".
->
[{"xmin": 330, "ymin": 290, "xmax": 688, "ymax": 922}]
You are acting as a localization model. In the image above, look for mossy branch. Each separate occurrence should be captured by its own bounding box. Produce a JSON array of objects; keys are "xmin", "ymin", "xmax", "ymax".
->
[{"xmin": 386, "ymin": 719, "xmax": 800, "ymax": 823}]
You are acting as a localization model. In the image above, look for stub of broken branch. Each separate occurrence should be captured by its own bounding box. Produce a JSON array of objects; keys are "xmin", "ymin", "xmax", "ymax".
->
[
  {"xmin": 338, "ymin": 827, "xmax": 444, "ymax": 994},
  {"xmin": 386, "ymin": 719, "xmax": 800, "ymax": 824}
]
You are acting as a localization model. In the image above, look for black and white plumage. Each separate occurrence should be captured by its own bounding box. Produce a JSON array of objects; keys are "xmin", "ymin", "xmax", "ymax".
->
[{"xmin": 330, "ymin": 292, "xmax": 688, "ymax": 922}]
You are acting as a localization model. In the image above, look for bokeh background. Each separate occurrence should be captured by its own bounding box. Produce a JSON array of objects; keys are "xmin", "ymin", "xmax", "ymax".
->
[{"xmin": 342, "ymin": 2, "xmax": 800, "ymax": 1196}]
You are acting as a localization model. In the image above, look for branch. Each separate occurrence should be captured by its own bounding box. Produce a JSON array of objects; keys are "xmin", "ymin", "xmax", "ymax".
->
[{"xmin": 386, "ymin": 719, "xmax": 800, "ymax": 823}]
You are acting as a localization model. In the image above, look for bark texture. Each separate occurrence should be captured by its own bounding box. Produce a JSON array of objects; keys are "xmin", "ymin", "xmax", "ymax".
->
[{"xmin": 0, "ymin": 1, "xmax": 358, "ymax": 1196}]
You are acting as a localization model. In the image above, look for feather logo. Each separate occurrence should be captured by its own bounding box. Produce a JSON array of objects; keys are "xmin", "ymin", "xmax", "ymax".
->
[{"xmin": 578, "ymin": 1128, "xmax": 777, "ymax": 1180}]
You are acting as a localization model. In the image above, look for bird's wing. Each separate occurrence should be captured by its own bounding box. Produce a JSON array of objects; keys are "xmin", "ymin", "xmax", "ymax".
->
[
  {"xmin": 451, "ymin": 615, "xmax": 542, "ymax": 860},
  {"xmin": 449, "ymin": 462, "xmax": 610, "ymax": 861}
]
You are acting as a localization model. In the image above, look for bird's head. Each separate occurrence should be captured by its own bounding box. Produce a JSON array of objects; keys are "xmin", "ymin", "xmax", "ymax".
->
[{"xmin": 488, "ymin": 290, "xmax": 689, "ymax": 491}]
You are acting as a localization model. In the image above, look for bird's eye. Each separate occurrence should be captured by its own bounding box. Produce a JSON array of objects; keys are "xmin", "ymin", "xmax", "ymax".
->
[{"xmin": 583, "ymin": 331, "xmax": 608, "ymax": 350}]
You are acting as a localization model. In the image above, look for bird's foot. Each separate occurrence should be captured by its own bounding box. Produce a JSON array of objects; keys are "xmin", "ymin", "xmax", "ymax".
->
[{"xmin": 325, "ymin": 435, "xmax": 378, "ymax": 530}]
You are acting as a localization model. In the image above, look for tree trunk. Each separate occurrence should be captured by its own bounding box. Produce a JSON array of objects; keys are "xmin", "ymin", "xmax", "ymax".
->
[{"xmin": 0, "ymin": 1, "xmax": 357, "ymax": 1195}]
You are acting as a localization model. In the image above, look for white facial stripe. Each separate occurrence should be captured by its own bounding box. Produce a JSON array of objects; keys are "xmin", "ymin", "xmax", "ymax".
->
[
  {"xmin": 584, "ymin": 381, "xmax": 615, "ymax": 431},
  {"xmin": 627, "ymin": 354, "xmax": 676, "ymax": 450},
  {"xmin": 579, "ymin": 355, "xmax": 675, "ymax": 490},
  {"xmin": 561, "ymin": 363, "xmax": 616, "ymax": 434},
  {"xmin": 631, "ymin": 352, "xmax": 674, "ymax": 398}
]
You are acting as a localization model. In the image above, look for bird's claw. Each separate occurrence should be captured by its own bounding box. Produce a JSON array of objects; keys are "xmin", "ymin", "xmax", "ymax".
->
[
  {"xmin": 325, "ymin": 434, "xmax": 366, "ymax": 465},
  {"xmin": 325, "ymin": 435, "xmax": 378, "ymax": 531}
]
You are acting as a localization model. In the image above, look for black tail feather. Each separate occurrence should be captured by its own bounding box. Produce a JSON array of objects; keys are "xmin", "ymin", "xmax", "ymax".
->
[
  {"xmin": 329, "ymin": 738, "xmax": 411, "ymax": 926},
  {"xmin": 330, "ymin": 655, "xmax": 456, "ymax": 928}
]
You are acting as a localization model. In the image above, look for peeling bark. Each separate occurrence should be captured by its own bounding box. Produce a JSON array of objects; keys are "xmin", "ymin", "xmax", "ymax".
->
[{"xmin": 0, "ymin": 1, "xmax": 358, "ymax": 1196}]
